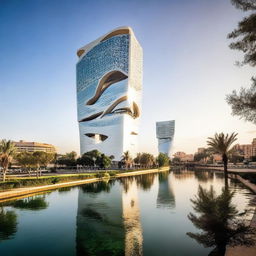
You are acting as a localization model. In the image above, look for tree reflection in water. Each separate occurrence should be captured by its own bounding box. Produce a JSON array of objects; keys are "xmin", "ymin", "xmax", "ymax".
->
[
  {"xmin": 187, "ymin": 185, "xmax": 255, "ymax": 256},
  {"xmin": 135, "ymin": 173, "xmax": 156, "ymax": 191},
  {"xmin": 0, "ymin": 208, "xmax": 17, "ymax": 241},
  {"xmin": 11, "ymin": 196, "xmax": 48, "ymax": 211},
  {"xmin": 81, "ymin": 180, "xmax": 115, "ymax": 194},
  {"xmin": 119, "ymin": 173, "xmax": 156, "ymax": 193}
]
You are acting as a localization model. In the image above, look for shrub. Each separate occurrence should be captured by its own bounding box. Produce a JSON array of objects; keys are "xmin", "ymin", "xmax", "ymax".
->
[{"xmin": 51, "ymin": 177, "xmax": 60, "ymax": 184}]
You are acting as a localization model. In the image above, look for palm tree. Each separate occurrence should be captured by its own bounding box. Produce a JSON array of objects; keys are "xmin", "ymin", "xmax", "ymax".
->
[
  {"xmin": 121, "ymin": 151, "xmax": 132, "ymax": 169},
  {"xmin": 207, "ymin": 132, "xmax": 237, "ymax": 187},
  {"xmin": 0, "ymin": 140, "xmax": 16, "ymax": 182},
  {"xmin": 187, "ymin": 185, "xmax": 255, "ymax": 256}
]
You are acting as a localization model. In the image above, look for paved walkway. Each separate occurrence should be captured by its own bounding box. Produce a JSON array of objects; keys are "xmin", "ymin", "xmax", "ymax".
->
[
  {"xmin": 0, "ymin": 167, "xmax": 168, "ymax": 202},
  {"xmin": 199, "ymin": 166, "xmax": 256, "ymax": 173},
  {"xmin": 225, "ymin": 175, "xmax": 256, "ymax": 256}
]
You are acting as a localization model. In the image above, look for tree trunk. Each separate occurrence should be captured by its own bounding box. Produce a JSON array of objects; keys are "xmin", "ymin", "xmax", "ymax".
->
[
  {"xmin": 2, "ymin": 168, "xmax": 7, "ymax": 182},
  {"xmin": 222, "ymin": 154, "xmax": 228, "ymax": 190},
  {"xmin": 36, "ymin": 167, "xmax": 39, "ymax": 179}
]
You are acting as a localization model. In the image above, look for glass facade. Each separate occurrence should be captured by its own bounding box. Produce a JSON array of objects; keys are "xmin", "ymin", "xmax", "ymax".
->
[
  {"xmin": 156, "ymin": 120, "xmax": 175, "ymax": 157},
  {"xmin": 76, "ymin": 27, "xmax": 143, "ymax": 159}
]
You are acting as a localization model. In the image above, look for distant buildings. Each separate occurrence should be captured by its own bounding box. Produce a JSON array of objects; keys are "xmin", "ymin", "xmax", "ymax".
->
[
  {"xmin": 156, "ymin": 120, "xmax": 175, "ymax": 157},
  {"xmin": 14, "ymin": 140, "xmax": 56, "ymax": 153},
  {"xmin": 173, "ymin": 151, "xmax": 194, "ymax": 162},
  {"xmin": 233, "ymin": 138, "xmax": 256, "ymax": 160},
  {"xmin": 76, "ymin": 27, "xmax": 143, "ymax": 160}
]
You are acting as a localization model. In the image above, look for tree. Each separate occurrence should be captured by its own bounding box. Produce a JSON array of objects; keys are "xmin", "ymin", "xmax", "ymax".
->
[
  {"xmin": 226, "ymin": 1, "xmax": 256, "ymax": 124},
  {"xmin": 187, "ymin": 185, "xmax": 255, "ymax": 255},
  {"xmin": 39, "ymin": 152, "xmax": 55, "ymax": 168},
  {"xmin": 228, "ymin": 0, "xmax": 256, "ymax": 66},
  {"xmin": 0, "ymin": 140, "xmax": 16, "ymax": 182},
  {"xmin": 32, "ymin": 151, "xmax": 45, "ymax": 178},
  {"xmin": 139, "ymin": 153, "xmax": 155, "ymax": 168},
  {"xmin": 156, "ymin": 153, "xmax": 170, "ymax": 167},
  {"xmin": 56, "ymin": 151, "xmax": 78, "ymax": 167},
  {"xmin": 97, "ymin": 154, "xmax": 112, "ymax": 169},
  {"xmin": 134, "ymin": 153, "xmax": 142, "ymax": 165},
  {"xmin": 226, "ymin": 77, "xmax": 256, "ymax": 124},
  {"xmin": 207, "ymin": 133, "xmax": 238, "ymax": 188},
  {"xmin": 229, "ymin": 149, "xmax": 244, "ymax": 164},
  {"xmin": 77, "ymin": 150, "xmax": 102, "ymax": 167},
  {"xmin": 121, "ymin": 151, "xmax": 133, "ymax": 169},
  {"xmin": 15, "ymin": 152, "xmax": 34, "ymax": 176}
]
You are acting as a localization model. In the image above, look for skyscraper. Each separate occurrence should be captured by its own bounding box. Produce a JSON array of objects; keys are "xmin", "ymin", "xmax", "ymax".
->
[
  {"xmin": 156, "ymin": 120, "xmax": 175, "ymax": 156},
  {"xmin": 76, "ymin": 27, "xmax": 143, "ymax": 160}
]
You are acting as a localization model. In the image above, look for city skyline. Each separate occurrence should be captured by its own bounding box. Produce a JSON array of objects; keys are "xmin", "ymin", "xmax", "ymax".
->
[{"xmin": 0, "ymin": 0, "xmax": 255, "ymax": 155}]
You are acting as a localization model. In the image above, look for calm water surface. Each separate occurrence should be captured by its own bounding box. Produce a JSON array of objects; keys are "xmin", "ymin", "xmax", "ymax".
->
[{"xmin": 0, "ymin": 169, "xmax": 255, "ymax": 256}]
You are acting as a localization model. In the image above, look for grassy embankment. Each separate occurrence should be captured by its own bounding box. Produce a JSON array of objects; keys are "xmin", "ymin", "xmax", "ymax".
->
[
  {"xmin": 0, "ymin": 167, "xmax": 165, "ymax": 191},
  {"xmin": 0, "ymin": 171, "xmax": 119, "ymax": 191}
]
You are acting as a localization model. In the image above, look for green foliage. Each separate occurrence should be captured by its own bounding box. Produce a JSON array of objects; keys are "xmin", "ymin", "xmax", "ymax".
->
[
  {"xmin": 228, "ymin": 0, "xmax": 256, "ymax": 66},
  {"xmin": 207, "ymin": 133, "xmax": 238, "ymax": 156},
  {"xmin": 121, "ymin": 151, "xmax": 133, "ymax": 169},
  {"xmin": 0, "ymin": 140, "xmax": 16, "ymax": 181},
  {"xmin": 11, "ymin": 197, "xmax": 48, "ymax": 211},
  {"xmin": 97, "ymin": 154, "xmax": 112, "ymax": 169},
  {"xmin": 56, "ymin": 151, "xmax": 77, "ymax": 166},
  {"xmin": 0, "ymin": 174, "xmax": 93, "ymax": 191},
  {"xmin": 231, "ymin": 0, "xmax": 256, "ymax": 11},
  {"xmin": 51, "ymin": 177, "xmax": 60, "ymax": 184},
  {"xmin": 156, "ymin": 153, "xmax": 170, "ymax": 167},
  {"xmin": 226, "ymin": 78, "xmax": 256, "ymax": 124},
  {"xmin": 187, "ymin": 185, "xmax": 255, "ymax": 255},
  {"xmin": 0, "ymin": 209, "xmax": 17, "ymax": 240},
  {"xmin": 134, "ymin": 152, "xmax": 155, "ymax": 168},
  {"xmin": 103, "ymin": 172, "xmax": 110, "ymax": 179},
  {"xmin": 77, "ymin": 150, "xmax": 112, "ymax": 169},
  {"xmin": 226, "ymin": 0, "xmax": 256, "ymax": 124}
]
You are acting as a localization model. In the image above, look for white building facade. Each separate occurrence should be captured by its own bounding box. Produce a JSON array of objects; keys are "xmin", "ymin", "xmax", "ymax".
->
[
  {"xmin": 76, "ymin": 27, "xmax": 143, "ymax": 160},
  {"xmin": 156, "ymin": 120, "xmax": 175, "ymax": 157}
]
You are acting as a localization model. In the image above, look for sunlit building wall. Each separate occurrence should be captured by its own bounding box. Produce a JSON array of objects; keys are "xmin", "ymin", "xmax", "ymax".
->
[
  {"xmin": 14, "ymin": 140, "xmax": 56, "ymax": 153},
  {"xmin": 76, "ymin": 27, "xmax": 143, "ymax": 160},
  {"xmin": 156, "ymin": 120, "xmax": 175, "ymax": 157}
]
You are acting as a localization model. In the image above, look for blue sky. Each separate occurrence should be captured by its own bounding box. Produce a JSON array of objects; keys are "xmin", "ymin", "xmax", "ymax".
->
[{"xmin": 0, "ymin": 0, "xmax": 255, "ymax": 155}]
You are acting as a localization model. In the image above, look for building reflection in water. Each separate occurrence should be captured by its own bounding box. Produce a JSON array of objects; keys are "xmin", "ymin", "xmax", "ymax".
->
[
  {"xmin": 122, "ymin": 179, "xmax": 143, "ymax": 256},
  {"xmin": 76, "ymin": 179, "xmax": 143, "ymax": 256},
  {"xmin": 76, "ymin": 180, "xmax": 124, "ymax": 256},
  {"xmin": 157, "ymin": 171, "xmax": 175, "ymax": 209}
]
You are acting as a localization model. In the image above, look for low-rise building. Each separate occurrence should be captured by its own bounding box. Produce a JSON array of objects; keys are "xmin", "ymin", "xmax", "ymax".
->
[
  {"xmin": 173, "ymin": 152, "xmax": 194, "ymax": 162},
  {"xmin": 252, "ymin": 138, "xmax": 256, "ymax": 157},
  {"xmin": 14, "ymin": 140, "xmax": 56, "ymax": 154},
  {"xmin": 233, "ymin": 139, "xmax": 256, "ymax": 160}
]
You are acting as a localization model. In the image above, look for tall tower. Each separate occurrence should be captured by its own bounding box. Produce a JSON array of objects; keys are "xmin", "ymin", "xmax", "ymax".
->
[
  {"xmin": 76, "ymin": 27, "xmax": 143, "ymax": 160},
  {"xmin": 156, "ymin": 120, "xmax": 175, "ymax": 156}
]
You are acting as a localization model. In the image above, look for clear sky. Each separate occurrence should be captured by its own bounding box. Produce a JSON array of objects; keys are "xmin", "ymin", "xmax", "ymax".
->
[{"xmin": 0, "ymin": 0, "xmax": 255, "ymax": 155}]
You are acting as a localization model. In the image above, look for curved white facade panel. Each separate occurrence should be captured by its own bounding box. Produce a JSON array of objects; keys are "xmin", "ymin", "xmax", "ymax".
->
[
  {"xmin": 156, "ymin": 120, "xmax": 175, "ymax": 157},
  {"xmin": 76, "ymin": 27, "xmax": 143, "ymax": 160}
]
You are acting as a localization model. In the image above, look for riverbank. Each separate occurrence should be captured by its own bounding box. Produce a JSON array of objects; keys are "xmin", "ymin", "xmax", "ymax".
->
[
  {"xmin": 225, "ymin": 174, "xmax": 256, "ymax": 256},
  {"xmin": 0, "ymin": 167, "xmax": 169, "ymax": 202}
]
